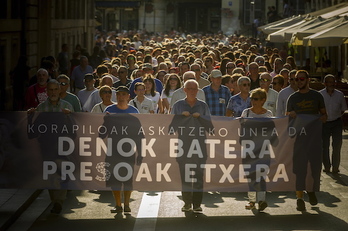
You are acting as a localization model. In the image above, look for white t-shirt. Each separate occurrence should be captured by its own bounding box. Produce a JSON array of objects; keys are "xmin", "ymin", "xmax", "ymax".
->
[{"xmin": 145, "ymin": 92, "xmax": 161, "ymax": 113}]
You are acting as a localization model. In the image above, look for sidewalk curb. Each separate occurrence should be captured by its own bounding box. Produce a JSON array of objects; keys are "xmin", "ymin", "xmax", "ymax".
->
[{"xmin": 0, "ymin": 189, "xmax": 42, "ymax": 231}]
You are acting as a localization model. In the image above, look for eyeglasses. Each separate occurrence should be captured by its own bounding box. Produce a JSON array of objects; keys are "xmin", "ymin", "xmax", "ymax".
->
[
  {"xmin": 260, "ymin": 78, "xmax": 271, "ymax": 82},
  {"xmin": 241, "ymin": 83, "xmax": 251, "ymax": 87},
  {"xmin": 295, "ymin": 77, "xmax": 306, "ymax": 82},
  {"xmin": 251, "ymin": 97, "xmax": 260, "ymax": 101},
  {"xmin": 59, "ymin": 82, "xmax": 68, "ymax": 86},
  {"xmin": 101, "ymin": 90, "xmax": 112, "ymax": 94}
]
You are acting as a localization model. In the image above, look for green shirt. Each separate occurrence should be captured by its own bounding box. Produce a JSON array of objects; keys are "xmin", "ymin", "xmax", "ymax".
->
[{"xmin": 36, "ymin": 98, "xmax": 74, "ymax": 112}]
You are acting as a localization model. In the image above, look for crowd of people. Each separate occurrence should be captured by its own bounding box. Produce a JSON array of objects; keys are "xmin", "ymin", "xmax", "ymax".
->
[{"xmin": 18, "ymin": 30, "xmax": 347, "ymax": 215}]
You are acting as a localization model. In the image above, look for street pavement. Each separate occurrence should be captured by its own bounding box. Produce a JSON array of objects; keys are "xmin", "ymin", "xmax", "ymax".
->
[{"xmin": 1, "ymin": 133, "xmax": 348, "ymax": 231}]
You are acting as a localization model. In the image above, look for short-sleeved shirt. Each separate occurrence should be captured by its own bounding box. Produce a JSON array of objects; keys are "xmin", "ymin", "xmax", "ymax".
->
[
  {"xmin": 36, "ymin": 98, "xmax": 74, "ymax": 112},
  {"xmin": 286, "ymin": 89, "xmax": 325, "ymax": 114},
  {"xmin": 276, "ymin": 86, "xmax": 295, "ymax": 117},
  {"xmin": 263, "ymin": 88, "xmax": 278, "ymax": 116},
  {"xmin": 319, "ymin": 88, "xmax": 348, "ymax": 121},
  {"xmin": 129, "ymin": 77, "xmax": 163, "ymax": 99},
  {"xmin": 202, "ymin": 84, "xmax": 231, "ymax": 116},
  {"xmin": 227, "ymin": 93, "xmax": 251, "ymax": 117},
  {"xmin": 171, "ymin": 98, "xmax": 211, "ymax": 116},
  {"xmin": 61, "ymin": 92, "xmax": 82, "ymax": 112},
  {"xmin": 241, "ymin": 108, "xmax": 273, "ymax": 118},
  {"xmin": 129, "ymin": 96, "xmax": 154, "ymax": 113},
  {"xmin": 104, "ymin": 104, "xmax": 139, "ymax": 113},
  {"xmin": 170, "ymin": 87, "xmax": 206, "ymax": 108},
  {"xmin": 71, "ymin": 65, "xmax": 94, "ymax": 89}
]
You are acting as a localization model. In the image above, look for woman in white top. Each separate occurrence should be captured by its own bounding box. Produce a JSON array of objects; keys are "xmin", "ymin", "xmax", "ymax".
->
[
  {"xmin": 91, "ymin": 85, "xmax": 115, "ymax": 113},
  {"xmin": 241, "ymin": 88, "xmax": 273, "ymax": 212},
  {"xmin": 161, "ymin": 73, "xmax": 181, "ymax": 114},
  {"xmin": 144, "ymin": 75, "xmax": 163, "ymax": 114}
]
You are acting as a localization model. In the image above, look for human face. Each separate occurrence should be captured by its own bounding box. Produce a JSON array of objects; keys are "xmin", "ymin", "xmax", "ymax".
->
[
  {"xmin": 135, "ymin": 86, "xmax": 145, "ymax": 96},
  {"xmin": 250, "ymin": 95, "xmax": 266, "ymax": 107},
  {"xmin": 184, "ymin": 82, "xmax": 198, "ymax": 99},
  {"xmin": 101, "ymin": 77, "xmax": 113, "ymax": 87},
  {"xmin": 47, "ymin": 83, "xmax": 60, "ymax": 103},
  {"xmin": 100, "ymin": 88, "xmax": 112, "ymax": 102},
  {"xmin": 211, "ymin": 77, "xmax": 222, "ymax": 87},
  {"xmin": 226, "ymin": 64, "xmax": 235, "ymax": 74},
  {"xmin": 37, "ymin": 70, "xmax": 49, "ymax": 86},
  {"xmin": 324, "ymin": 77, "xmax": 336, "ymax": 91},
  {"xmin": 116, "ymin": 91, "xmax": 130, "ymax": 103},
  {"xmin": 84, "ymin": 78, "xmax": 95, "ymax": 90},
  {"xmin": 118, "ymin": 68, "xmax": 128, "ymax": 79},
  {"xmin": 295, "ymin": 73, "xmax": 309, "ymax": 90},
  {"xmin": 191, "ymin": 65, "xmax": 201, "ymax": 78},
  {"xmin": 58, "ymin": 78, "xmax": 69, "ymax": 93},
  {"xmin": 248, "ymin": 64, "xmax": 259, "ymax": 75},
  {"xmin": 259, "ymin": 74, "xmax": 272, "ymax": 90},
  {"xmin": 239, "ymin": 80, "xmax": 251, "ymax": 93},
  {"xmin": 169, "ymin": 76, "xmax": 179, "ymax": 87},
  {"xmin": 271, "ymin": 79, "xmax": 282, "ymax": 92},
  {"xmin": 144, "ymin": 81, "xmax": 153, "ymax": 92}
]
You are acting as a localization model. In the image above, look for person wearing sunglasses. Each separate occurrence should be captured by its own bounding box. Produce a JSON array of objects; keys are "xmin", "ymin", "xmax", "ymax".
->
[
  {"xmin": 286, "ymin": 70, "xmax": 327, "ymax": 212},
  {"xmin": 240, "ymin": 88, "xmax": 274, "ymax": 211},
  {"xmin": 276, "ymin": 69, "xmax": 298, "ymax": 117},
  {"xmin": 57, "ymin": 74, "xmax": 82, "ymax": 112},
  {"xmin": 91, "ymin": 85, "xmax": 115, "ymax": 113},
  {"xmin": 259, "ymin": 72, "xmax": 278, "ymax": 116},
  {"xmin": 226, "ymin": 76, "xmax": 251, "ymax": 117}
]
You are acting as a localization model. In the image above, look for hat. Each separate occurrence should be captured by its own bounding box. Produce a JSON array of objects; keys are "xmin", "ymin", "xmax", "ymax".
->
[
  {"xmin": 115, "ymin": 86, "xmax": 129, "ymax": 93},
  {"xmin": 142, "ymin": 63, "xmax": 153, "ymax": 70},
  {"xmin": 210, "ymin": 69, "xmax": 222, "ymax": 78}
]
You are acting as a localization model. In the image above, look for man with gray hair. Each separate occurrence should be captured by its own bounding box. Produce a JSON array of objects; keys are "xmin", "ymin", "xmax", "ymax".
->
[
  {"xmin": 24, "ymin": 68, "xmax": 49, "ymax": 110},
  {"xmin": 170, "ymin": 71, "xmax": 206, "ymax": 111}
]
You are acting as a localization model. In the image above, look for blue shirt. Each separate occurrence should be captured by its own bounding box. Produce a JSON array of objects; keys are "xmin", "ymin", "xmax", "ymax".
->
[
  {"xmin": 202, "ymin": 84, "xmax": 231, "ymax": 116},
  {"xmin": 227, "ymin": 93, "xmax": 251, "ymax": 117},
  {"xmin": 129, "ymin": 77, "xmax": 163, "ymax": 99},
  {"xmin": 171, "ymin": 98, "xmax": 211, "ymax": 116},
  {"xmin": 104, "ymin": 104, "xmax": 139, "ymax": 113}
]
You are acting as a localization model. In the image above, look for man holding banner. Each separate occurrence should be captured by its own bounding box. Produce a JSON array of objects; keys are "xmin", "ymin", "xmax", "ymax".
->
[
  {"xmin": 171, "ymin": 79, "xmax": 211, "ymax": 214},
  {"xmin": 286, "ymin": 70, "xmax": 327, "ymax": 212}
]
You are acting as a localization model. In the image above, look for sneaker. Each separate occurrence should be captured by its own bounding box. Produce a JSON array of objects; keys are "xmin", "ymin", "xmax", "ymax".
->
[
  {"xmin": 245, "ymin": 202, "xmax": 256, "ymax": 210},
  {"xmin": 258, "ymin": 201, "xmax": 268, "ymax": 211},
  {"xmin": 50, "ymin": 202, "xmax": 62, "ymax": 214},
  {"xmin": 296, "ymin": 199, "xmax": 306, "ymax": 211},
  {"xmin": 193, "ymin": 206, "xmax": 203, "ymax": 214},
  {"xmin": 307, "ymin": 192, "xmax": 318, "ymax": 205},
  {"xmin": 181, "ymin": 203, "xmax": 192, "ymax": 212},
  {"xmin": 124, "ymin": 205, "xmax": 131, "ymax": 214},
  {"xmin": 110, "ymin": 206, "xmax": 123, "ymax": 213}
]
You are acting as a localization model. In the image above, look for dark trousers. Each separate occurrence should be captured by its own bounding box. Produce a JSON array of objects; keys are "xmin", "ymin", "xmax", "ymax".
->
[{"xmin": 322, "ymin": 118, "xmax": 343, "ymax": 171}]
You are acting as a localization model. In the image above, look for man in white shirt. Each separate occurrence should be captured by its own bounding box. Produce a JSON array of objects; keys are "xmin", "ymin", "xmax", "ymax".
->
[
  {"xmin": 319, "ymin": 74, "xmax": 348, "ymax": 173},
  {"xmin": 276, "ymin": 70, "xmax": 297, "ymax": 117},
  {"xmin": 77, "ymin": 74, "xmax": 96, "ymax": 110},
  {"xmin": 259, "ymin": 72, "xmax": 278, "ymax": 115}
]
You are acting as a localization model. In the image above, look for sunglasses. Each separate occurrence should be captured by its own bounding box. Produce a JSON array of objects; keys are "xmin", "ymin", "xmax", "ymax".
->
[
  {"xmin": 251, "ymin": 97, "xmax": 260, "ymax": 101},
  {"xmin": 241, "ymin": 83, "xmax": 251, "ymax": 87},
  {"xmin": 59, "ymin": 82, "xmax": 68, "ymax": 86},
  {"xmin": 101, "ymin": 90, "xmax": 112, "ymax": 94},
  {"xmin": 295, "ymin": 77, "xmax": 306, "ymax": 82},
  {"xmin": 260, "ymin": 78, "xmax": 271, "ymax": 82}
]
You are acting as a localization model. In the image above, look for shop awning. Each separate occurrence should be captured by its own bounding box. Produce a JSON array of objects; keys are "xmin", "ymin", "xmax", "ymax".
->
[{"xmin": 95, "ymin": 1, "xmax": 140, "ymax": 8}]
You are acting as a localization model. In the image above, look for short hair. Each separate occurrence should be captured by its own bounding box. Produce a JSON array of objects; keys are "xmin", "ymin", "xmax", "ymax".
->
[
  {"xmin": 272, "ymin": 75, "xmax": 285, "ymax": 86},
  {"xmin": 184, "ymin": 79, "xmax": 199, "ymax": 88},
  {"xmin": 47, "ymin": 79, "xmax": 60, "ymax": 88},
  {"xmin": 37, "ymin": 68, "xmax": 48, "ymax": 75},
  {"xmin": 323, "ymin": 74, "xmax": 335, "ymax": 83},
  {"xmin": 237, "ymin": 76, "xmax": 251, "ymax": 86},
  {"xmin": 57, "ymin": 74, "xmax": 70, "ymax": 82},
  {"xmin": 250, "ymin": 88, "xmax": 267, "ymax": 100},
  {"xmin": 99, "ymin": 85, "xmax": 112, "ymax": 97},
  {"xmin": 295, "ymin": 70, "xmax": 309, "ymax": 78},
  {"xmin": 134, "ymin": 82, "xmax": 145, "ymax": 91}
]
